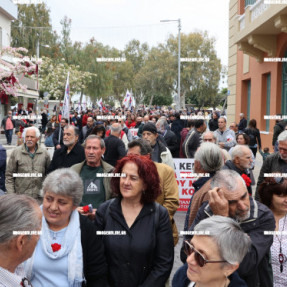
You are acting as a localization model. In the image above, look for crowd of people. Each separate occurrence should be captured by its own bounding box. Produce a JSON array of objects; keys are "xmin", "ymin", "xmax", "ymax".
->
[{"xmin": 0, "ymin": 106, "xmax": 287, "ymax": 287}]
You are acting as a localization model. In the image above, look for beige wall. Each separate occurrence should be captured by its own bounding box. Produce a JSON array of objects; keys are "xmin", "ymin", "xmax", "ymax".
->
[
  {"xmin": 0, "ymin": 12, "xmax": 12, "ymax": 47},
  {"xmin": 227, "ymin": 0, "xmax": 238, "ymax": 125}
]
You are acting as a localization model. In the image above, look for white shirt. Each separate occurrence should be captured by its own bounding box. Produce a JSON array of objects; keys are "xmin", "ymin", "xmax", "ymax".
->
[{"xmin": 0, "ymin": 264, "xmax": 26, "ymax": 287}]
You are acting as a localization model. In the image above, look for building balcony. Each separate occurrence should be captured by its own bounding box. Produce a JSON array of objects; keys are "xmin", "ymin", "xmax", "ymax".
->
[{"xmin": 234, "ymin": 0, "xmax": 287, "ymax": 62}]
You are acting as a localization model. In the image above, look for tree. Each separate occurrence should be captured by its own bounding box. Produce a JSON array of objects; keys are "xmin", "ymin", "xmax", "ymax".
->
[
  {"xmin": 134, "ymin": 46, "xmax": 174, "ymax": 106},
  {"xmin": 166, "ymin": 32, "xmax": 222, "ymax": 109},
  {"xmin": 11, "ymin": 3, "xmax": 58, "ymax": 58},
  {"xmin": 39, "ymin": 57, "xmax": 93, "ymax": 100},
  {"xmin": 60, "ymin": 16, "xmax": 74, "ymax": 64}
]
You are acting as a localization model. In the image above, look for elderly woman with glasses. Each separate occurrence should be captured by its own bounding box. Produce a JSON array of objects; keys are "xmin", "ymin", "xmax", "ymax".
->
[
  {"xmin": 258, "ymin": 177, "xmax": 287, "ymax": 286},
  {"xmin": 95, "ymin": 154, "xmax": 174, "ymax": 287},
  {"xmin": 24, "ymin": 168, "xmax": 108, "ymax": 287},
  {"xmin": 173, "ymin": 216, "xmax": 251, "ymax": 287}
]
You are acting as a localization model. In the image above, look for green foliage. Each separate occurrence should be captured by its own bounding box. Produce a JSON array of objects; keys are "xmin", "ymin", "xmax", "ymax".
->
[
  {"xmin": 11, "ymin": 3, "xmax": 58, "ymax": 58},
  {"xmin": 11, "ymin": 6, "xmax": 222, "ymax": 108}
]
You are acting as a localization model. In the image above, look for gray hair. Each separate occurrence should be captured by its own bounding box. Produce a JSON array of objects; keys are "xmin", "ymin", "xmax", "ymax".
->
[
  {"xmin": 111, "ymin": 123, "xmax": 122, "ymax": 134},
  {"xmin": 0, "ymin": 194, "xmax": 40, "ymax": 244},
  {"xmin": 219, "ymin": 117, "xmax": 226, "ymax": 123},
  {"xmin": 211, "ymin": 170, "xmax": 247, "ymax": 191},
  {"xmin": 278, "ymin": 131, "xmax": 287, "ymax": 142},
  {"xmin": 194, "ymin": 142, "xmax": 223, "ymax": 172},
  {"xmin": 240, "ymin": 113, "xmax": 244, "ymax": 117},
  {"xmin": 41, "ymin": 168, "xmax": 83, "ymax": 206},
  {"xmin": 202, "ymin": 131, "xmax": 218, "ymax": 144},
  {"xmin": 84, "ymin": 134, "xmax": 105, "ymax": 149},
  {"xmin": 231, "ymin": 145, "xmax": 250, "ymax": 161},
  {"xmin": 156, "ymin": 119, "xmax": 168, "ymax": 130},
  {"xmin": 22, "ymin": 126, "xmax": 41, "ymax": 140},
  {"xmin": 194, "ymin": 215, "xmax": 251, "ymax": 264},
  {"xmin": 64, "ymin": 125, "xmax": 80, "ymax": 137}
]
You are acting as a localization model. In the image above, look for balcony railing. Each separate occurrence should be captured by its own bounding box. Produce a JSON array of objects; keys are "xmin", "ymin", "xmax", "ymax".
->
[
  {"xmin": 239, "ymin": 14, "xmax": 246, "ymax": 30},
  {"xmin": 250, "ymin": 0, "xmax": 270, "ymax": 22}
]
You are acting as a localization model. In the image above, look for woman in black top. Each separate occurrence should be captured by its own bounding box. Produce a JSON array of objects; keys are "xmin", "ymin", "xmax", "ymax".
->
[
  {"xmin": 95, "ymin": 154, "xmax": 174, "ymax": 287},
  {"xmin": 244, "ymin": 119, "xmax": 261, "ymax": 157},
  {"xmin": 208, "ymin": 111, "xmax": 219, "ymax": 131}
]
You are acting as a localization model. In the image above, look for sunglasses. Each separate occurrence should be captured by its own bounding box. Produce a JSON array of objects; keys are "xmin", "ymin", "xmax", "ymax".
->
[
  {"xmin": 265, "ymin": 177, "xmax": 285, "ymax": 185},
  {"xmin": 184, "ymin": 241, "xmax": 227, "ymax": 267}
]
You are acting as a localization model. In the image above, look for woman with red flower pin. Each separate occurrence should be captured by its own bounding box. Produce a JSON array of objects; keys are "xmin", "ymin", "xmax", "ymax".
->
[{"xmin": 24, "ymin": 168, "xmax": 108, "ymax": 286}]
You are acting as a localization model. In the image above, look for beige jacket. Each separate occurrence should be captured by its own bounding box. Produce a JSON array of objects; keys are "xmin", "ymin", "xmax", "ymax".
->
[
  {"xmin": 155, "ymin": 162, "xmax": 179, "ymax": 246},
  {"xmin": 5, "ymin": 144, "xmax": 51, "ymax": 198}
]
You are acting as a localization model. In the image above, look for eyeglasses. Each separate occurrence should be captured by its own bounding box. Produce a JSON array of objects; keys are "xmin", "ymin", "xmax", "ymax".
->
[
  {"xmin": 265, "ymin": 177, "xmax": 285, "ymax": 185},
  {"xmin": 184, "ymin": 241, "xmax": 227, "ymax": 267}
]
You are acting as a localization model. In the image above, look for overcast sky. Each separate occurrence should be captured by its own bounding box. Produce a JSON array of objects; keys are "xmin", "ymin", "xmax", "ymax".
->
[{"xmin": 43, "ymin": 0, "xmax": 229, "ymax": 67}]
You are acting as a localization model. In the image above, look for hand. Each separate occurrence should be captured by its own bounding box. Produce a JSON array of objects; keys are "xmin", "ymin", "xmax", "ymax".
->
[
  {"xmin": 208, "ymin": 188, "xmax": 229, "ymax": 217},
  {"xmin": 56, "ymin": 144, "xmax": 61, "ymax": 149},
  {"xmin": 218, "ymin": 142, "xmax": 225, "ymax": 148},
  {"xmin": 77, "ymin": 207, "xmax": 97, "ymax": 220}
]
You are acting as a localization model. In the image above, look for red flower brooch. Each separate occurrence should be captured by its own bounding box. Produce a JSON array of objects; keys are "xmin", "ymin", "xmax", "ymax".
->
[
  {"xmin": 51, "ymin": 243, "xmax": 61, "ymax": 252},
  {"xmin": 83, "ymin": 205, "xmax": 90, "ymax": 213},
  {"xmin": 82, "ymin": 204, "xmax": 93, "ymax": 213},
  {"xmin": 241, "ymin": 174, "xmax": 252, "ymax": 187}
]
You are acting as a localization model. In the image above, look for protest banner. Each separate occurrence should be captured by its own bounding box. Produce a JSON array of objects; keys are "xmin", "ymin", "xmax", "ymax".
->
[
  {"xmin": 130, "ymin": 128, "xmax": 138, "ymax": 138},
  {"xmin": 173, "ymin": 158, "xmax": 197, "ymax": 211}
]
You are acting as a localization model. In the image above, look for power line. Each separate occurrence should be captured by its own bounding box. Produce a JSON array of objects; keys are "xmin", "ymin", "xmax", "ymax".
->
[{"xmin": 12, "ymin": 22, "xmax": 176, "ymax": 30}]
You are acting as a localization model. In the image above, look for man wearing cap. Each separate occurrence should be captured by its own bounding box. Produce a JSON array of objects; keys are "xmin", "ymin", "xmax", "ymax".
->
[{"xmin": 142, "ymin": 122, "xmax": 174, "ymax": 169}]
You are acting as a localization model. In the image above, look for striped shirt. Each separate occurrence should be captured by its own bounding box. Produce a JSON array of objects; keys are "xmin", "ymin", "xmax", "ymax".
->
[{"xmin": 0, "ymin": 264, "xmax": 26, "ymax": 287}]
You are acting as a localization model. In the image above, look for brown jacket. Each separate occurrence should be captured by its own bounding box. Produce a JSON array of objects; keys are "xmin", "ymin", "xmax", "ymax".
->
[
  {"xmin": 155, "ymin": 162, "xmax": 179, "ymax": 246},
  {"xmin": 188, "ymin": 180, "xmax": 211, "ymax": 229}
]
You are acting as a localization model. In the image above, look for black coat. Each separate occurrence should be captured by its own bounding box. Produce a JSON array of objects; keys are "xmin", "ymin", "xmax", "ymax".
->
[
  {"xmin": 208, "ymin": 118, "xmax": 218, "ymax": 131},
  {"xmin": 95, "ymin": 198, "xmax": 174, "ymax": 287},
  {"xmin": 187, "ymin": 199, "xmax": 275, "ymax": 287},
  {"xmin": 239, "ymin": 118, "xmax": 247, "ymax": 132},
  {"xmin": 272, "ymin": 120, "xmax": 287, "ymax": 145},
  {"xmin": 244, "ymin": 127, "xmax": 261, "ymax": 149},
  {"xmin": 52, "ymin": 127, "xmax": 64, "ymax": 147},
  {"xmin": 79, "ymin": 214, "xmax": 109, "ymax": 286},
  {"xmin": 47, "ymin": 142, "xmax": 86, "ymax": 173},
  {"xmin": 104, "ymin": 135, "xmax": 126, "ymax": 167},
  {"xmin": 182, "ymin": 128, "xmax": 202, "ymax": 158},
  {"xmin": 172, "ymin": 268, "xmax": 248, "ymax": 287},
  {"xmin": 0, "ymin": 144, "xmax": 6, "ymax": 191},
  {"xmin": 164, "ymin": 129, "xmax": 178, "ymax": 157}
]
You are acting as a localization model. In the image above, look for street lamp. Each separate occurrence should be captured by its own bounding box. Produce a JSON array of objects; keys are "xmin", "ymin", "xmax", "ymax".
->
[{"xmin": 160, "ymin": 18, "xmax": 181, "ymax": 111}]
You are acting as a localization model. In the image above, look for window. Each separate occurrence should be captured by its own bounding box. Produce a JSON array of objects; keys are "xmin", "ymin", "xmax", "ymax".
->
[{"xmin": 245, "ymin": 0, "xmax": 256, "ymax": 8}]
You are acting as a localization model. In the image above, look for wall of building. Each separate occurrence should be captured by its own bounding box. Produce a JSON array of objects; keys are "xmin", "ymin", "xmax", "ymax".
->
[
  {"xmin": 236, "ymin": 32, "xmax": 287, "ymax": 149},
  {"xmin": 227, "ymin": 0, "xmax": 239, "ymax": 125}
]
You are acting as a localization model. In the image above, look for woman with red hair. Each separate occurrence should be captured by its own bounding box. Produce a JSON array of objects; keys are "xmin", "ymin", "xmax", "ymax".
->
[{"xmin": 95, "ymin": 154, "xmax": 174, "ymax": 287}]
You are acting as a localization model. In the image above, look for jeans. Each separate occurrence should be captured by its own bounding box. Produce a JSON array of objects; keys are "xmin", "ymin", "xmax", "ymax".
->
[{"xmin": 5, "ymin": 129, "xmax": 13, "ymax": 144}]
